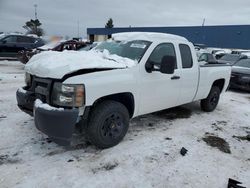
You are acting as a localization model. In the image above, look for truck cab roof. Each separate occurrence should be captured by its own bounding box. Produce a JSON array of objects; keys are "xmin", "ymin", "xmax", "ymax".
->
[{"xmin": 112, "ymin": 32, "xmax": 189, "ymax": 43}]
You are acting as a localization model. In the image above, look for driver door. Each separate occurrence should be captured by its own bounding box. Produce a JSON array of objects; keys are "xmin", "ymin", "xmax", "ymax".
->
[{"xmin": 138, "ymin": 43, "xmax": 182, "ymax": 115}]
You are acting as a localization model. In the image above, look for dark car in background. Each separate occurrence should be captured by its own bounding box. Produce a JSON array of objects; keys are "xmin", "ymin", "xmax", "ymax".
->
[
  {"xmin": 0, "ymin": 34, "xmax": 44, "ymax": 59},
  {"xmin": 230, "ymin": 58, "xmax": 250, "ymax": 92},
  {"xmin": 217, "ymin": 54, "xmax": 247, "ymax": 65},
  {"xmin": 18, "ymin": 40, "xmax": 91, "ymax": 64}
]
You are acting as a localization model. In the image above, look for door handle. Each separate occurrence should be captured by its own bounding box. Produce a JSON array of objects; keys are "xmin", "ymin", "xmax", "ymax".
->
[{"xmin": 171, "ymin": 76, "xmax": 180, "ymax": 80}]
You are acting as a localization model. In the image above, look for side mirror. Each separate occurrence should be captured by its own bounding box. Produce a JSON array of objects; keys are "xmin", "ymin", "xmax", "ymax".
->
[
  {"xmin": 2, "ymin": 40, "xmax": 7, "ymax": 44},
  {"xmin": 160, "ymin": 56, "xmax": 176, "ymax": 74},
  {"xmin": 145, "ymin": 55, "xmax": 176, "ymax": 74}
]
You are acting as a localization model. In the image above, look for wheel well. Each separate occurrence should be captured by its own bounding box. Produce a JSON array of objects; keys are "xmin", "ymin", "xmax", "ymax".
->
[
  {"xmin": 92, "ymin": 93, "xmax": 135, "ymax": 118},
  {"xmin": 212, "ymin": 79, "xmax": 225, "ymax": 93}
]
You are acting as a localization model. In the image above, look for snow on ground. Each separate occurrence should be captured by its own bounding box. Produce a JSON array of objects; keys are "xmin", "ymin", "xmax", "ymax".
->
[{"xmin": 0, "ymin": 60, "xmax": 249, "ymax": 188}]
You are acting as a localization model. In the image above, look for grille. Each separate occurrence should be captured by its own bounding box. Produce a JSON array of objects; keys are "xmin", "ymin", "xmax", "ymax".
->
[{"xmin": 30, "ymin": 76, "xmax": 53, "ymax": 103}]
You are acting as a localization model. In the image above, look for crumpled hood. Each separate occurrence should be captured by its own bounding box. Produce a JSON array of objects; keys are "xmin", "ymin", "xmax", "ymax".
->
[{"xmin": 25, "ymin": 50, "xmax": 136, "ymax": 79}]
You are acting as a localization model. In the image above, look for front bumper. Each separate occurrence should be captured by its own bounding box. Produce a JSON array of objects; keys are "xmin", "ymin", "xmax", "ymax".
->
[
  {"xmin": 16, "ymin": 88, "xmax": 79, "ymax": 146},
  {"xmin": 34, "ymin": 103, "xmax": 79, "ymax": 146},
  {"xmin": 16, "ymin": 87, "xmax": 35, "ymax": 116}
]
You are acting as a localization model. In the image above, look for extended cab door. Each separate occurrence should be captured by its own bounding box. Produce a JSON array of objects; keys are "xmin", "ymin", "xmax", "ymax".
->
[
  {"xmin": 138, "ymin": 43, "xmax": 182, "ymax": 115},
  {"xmin": 177, "ymin": 43, "xmax": 199, "ymax": 104}
]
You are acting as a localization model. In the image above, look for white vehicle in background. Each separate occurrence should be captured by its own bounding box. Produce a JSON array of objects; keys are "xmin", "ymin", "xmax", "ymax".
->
[
  {"xmin": 241, "ymin": 52, "xmax": 250, "ymax": 57},
  {"xmin": 16, "ymin": 32, "xmax": 231, "ymax": 148},
  {"xmin": 194, "ymin": 44, "xmax": 209, "ymax": 58}
]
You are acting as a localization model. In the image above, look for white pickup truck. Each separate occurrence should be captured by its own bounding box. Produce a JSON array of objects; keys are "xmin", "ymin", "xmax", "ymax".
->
[{"xmin": 16, "ymin": 32, "xmax": 231, "ymax": 148}]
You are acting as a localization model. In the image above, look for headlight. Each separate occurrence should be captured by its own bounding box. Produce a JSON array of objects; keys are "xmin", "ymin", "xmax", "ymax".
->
[
  {"xmin": 25, "ymin": 72, "xmax": 31, "ymax": 87},
  {"xmin": 52, "ymin": 82, "xmax": 85, "ymax": 107}
]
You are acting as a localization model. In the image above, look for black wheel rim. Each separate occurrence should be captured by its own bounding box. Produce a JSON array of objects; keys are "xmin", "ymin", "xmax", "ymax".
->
[
  {"xmin": 101, "ymin": 113, "xmax": 124, "ymax": 140},
  {"xmin": 210, "ymin": 92, "xmax": 219, "ymax": 107}
]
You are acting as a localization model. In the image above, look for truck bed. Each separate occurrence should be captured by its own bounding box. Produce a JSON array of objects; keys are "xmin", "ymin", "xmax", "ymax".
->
[{"xmin": 194, "ymin": 64, "xmax": 231, "ymax": 101}]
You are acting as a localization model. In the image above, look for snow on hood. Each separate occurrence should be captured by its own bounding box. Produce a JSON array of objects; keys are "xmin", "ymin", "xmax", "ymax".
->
[{"xmin": 25, "ymin": 50, "xmax": 136, "ymax": 79}]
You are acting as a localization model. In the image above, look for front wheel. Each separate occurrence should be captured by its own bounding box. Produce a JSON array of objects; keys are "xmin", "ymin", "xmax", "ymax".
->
[
  {"xmin": 87, "ymin": 100, "xmax": 130, "ymax": 149},
  {"xmin": 200, "ymin": 86, "xmax": 221, "ymax": 112}
]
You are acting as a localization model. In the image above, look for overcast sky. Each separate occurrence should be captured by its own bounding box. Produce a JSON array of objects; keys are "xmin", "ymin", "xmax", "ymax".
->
[{"xmin": 1, "ymin": 0, "xmax": 250, "ymax": 38}]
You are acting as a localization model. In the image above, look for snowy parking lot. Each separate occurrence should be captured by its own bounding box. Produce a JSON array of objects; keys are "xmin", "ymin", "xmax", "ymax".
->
[{"xmin": 0, "ymin": 60, "xmax": 249, "ymax": 188}]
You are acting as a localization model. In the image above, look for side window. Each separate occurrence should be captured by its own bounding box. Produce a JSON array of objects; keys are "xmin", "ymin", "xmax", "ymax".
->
[
  {"xmin": 4, "ymin": 36, "xmax": 17, "ymax": 43},
  {"xmin": 17, "ymin": 36, "xmax": 32, "ymax": 43},
  {"xmin": 179, "ymin": 44, "xmax": 193, "ymax": 68},
  {"xmin": 148, "ymin": 43, "xmax": 177, "ymax": 68},
  {"xmin": 27, "ymin": 37, "xmax": 35, "ymax": 43}
]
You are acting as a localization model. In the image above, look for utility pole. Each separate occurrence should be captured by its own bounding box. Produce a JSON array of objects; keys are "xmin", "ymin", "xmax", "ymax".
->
[
  {"xmin": 202, "ymin": 18, "xmax": 206, "ymax": 45},
  {"xmin": 202, "ymin": 18, "xmax": 206, "ymax": 27},
  {"xmin": 77, "ymin": 20, "xmax": 79, "ymax": 38},
  {"xmin": 34, "ymin": 4, "xmax": 38, "ymax": 19}
]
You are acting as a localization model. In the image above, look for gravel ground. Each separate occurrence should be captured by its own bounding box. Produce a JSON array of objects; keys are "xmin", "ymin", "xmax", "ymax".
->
[{"xmin": 0, "ymin": 60, "xmax": 249, "ymax": 188}]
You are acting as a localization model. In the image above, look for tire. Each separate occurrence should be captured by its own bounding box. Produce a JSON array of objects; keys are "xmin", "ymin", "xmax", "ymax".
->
[
  {"xmin": 200, "ymin": 86, "xmax": 221, "ymax": 112},
  {"xmin": 87, "ymin": 100, "xmax": 130, "ymax": 149}
]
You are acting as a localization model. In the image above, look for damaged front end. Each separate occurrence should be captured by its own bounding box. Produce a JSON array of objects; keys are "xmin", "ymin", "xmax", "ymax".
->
[{"xmin": 16, "ymin": 76, "xmax": 80, "ymax": 146}]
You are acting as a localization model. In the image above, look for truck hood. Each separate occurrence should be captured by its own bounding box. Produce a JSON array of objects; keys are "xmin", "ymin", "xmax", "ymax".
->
[{"xmin": 25, "ymin": 50, "xmax": 136, "ymax": 79}]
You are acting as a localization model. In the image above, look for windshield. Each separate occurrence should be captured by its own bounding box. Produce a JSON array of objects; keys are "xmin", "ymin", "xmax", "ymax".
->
[
  {"xmin": 234, "ymin": 59, "xmax": 250, "ymax": 68},
  {"xmin": 220, "ymin": 54, "xmax": 240, "ymax": 61},
  {"xmin": 94, "ymin": 40, "xmax": 151, "ymax": 61}
]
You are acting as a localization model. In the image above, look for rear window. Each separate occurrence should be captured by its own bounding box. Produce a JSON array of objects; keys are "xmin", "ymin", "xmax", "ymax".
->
[
  {"xmin": 179, "ymin": 44, "xmax": 193, "ymax": 68},
  {"xmin": 234, "ymin": 59, "xmax": 250, "ymax": 68}
]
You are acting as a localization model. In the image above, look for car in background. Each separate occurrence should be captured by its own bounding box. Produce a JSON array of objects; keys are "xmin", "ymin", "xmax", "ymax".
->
[
  {"xmin": 78, "ymin": 42, "xmax": 99, "ymax": 51},
  {"xmin": 194, "ymin": 44, "xmax": 209, "ymax": 58},
  {"xmin": 230, "ymin": 58, "xmax": 250, "ymax": 92},
  {"xmin": 214, "ymin": 50, "xmax": 227, "ymax": 59},
  {"xmin": 231, "ymin": 49, "xmax": 250, "ymax": 55},
  {"xmin": 18, "ymin": 40, "xmax": 91, "ymax": 64},
  {"xmin": 198, "ymin": 53, "xmax": 217, "ymax": 65},
  {"xmin": 217, "ymin": 54, "xmax": 247, "ymax": 65},
  {"xmin": 0, "ymin": 34, "xmax": 44, "ymax": 59},
  {"xmin": 241, "ymin": 52, "xmax": 250, "ymax": 58}
]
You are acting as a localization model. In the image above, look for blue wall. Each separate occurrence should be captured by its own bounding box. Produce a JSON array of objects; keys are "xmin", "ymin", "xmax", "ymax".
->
[{"xmin": 87, "ymin": 25, "xmax": 250, "ymax": 49}]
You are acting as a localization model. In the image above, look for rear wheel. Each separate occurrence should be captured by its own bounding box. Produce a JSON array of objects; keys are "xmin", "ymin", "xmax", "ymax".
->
[
  {"xmin": 200, "ymin": 86, "xmax": 221, "ymax": 112},
  {"xmin": 87, "ymin": 100, "xmax": 130, "ymax": 149}
]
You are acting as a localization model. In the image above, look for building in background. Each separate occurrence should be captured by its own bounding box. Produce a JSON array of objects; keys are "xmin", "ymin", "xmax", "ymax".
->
[{"xmin": 87, "ymin": 25, "xmax": 250, "ymax": 49}]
